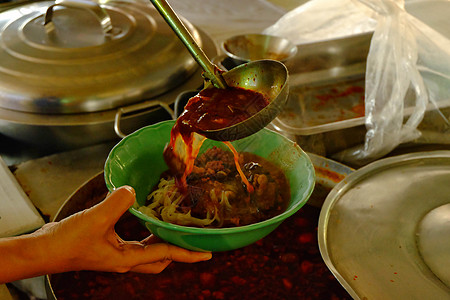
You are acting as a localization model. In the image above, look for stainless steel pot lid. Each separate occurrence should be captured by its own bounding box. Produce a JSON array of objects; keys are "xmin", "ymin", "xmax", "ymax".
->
[
  {"xmin": 0, "ymin": 0, "xmax": 199, "ymax": 114},
  {"xmin": 318, "ymin": 151, "xmax": 450, "ymax": 299}
]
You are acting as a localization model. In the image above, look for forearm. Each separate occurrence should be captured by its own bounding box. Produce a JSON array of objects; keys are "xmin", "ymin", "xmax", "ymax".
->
[{"xmin": 0, "ymin": 233, "xmax": 59, "ymax": 284}]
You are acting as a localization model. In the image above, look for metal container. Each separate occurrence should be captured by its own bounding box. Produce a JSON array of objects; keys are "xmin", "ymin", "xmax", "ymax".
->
[
  {"xmin": 0, "ymin": 0, "xmax": 200, "ymax": 114},
  {"xmin": 0, "ymin": 0, "xmax": 217, "ymax": 149},
  {"xmin": 45, "ymin": 172, "xmax": 107, "ymax": 300},
  {"xmin": 306, "ymin": 152, "xmax": 353, "ymax": 207},
  {"xmin": 318, "ymin": 151, "xmax": 450, "ymax": 299},
  {"xmin": 269, "ymin": 32, "xmax": 371, "ymax": 157},
  {"xmin": 221, "ymin": 33, "xmax": 298, "ymax": 64}
]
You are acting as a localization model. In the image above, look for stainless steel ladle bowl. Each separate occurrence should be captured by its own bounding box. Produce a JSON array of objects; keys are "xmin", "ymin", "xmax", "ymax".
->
[{"xmin": 149, "ymin": 0, "xmax": 289, "ymax": 141}]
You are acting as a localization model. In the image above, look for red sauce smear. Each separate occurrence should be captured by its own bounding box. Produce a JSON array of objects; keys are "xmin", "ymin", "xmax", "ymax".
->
[
  {"xmin": 351, "ymin": 103, "xmax": 365, "ymax": 117},
  {"xmin": 163, "ymin": 86, "xmax": 269, "ymax": 194},
  {"xmin": 315, "ymin": 86, "xmax": 364, "ymax": 103},
  {"xmin": 313, "ymin": 85, "xmax": 365, "ymax": 114},
  {"xmin": 314, "ymin": 166, "xmax": 346, "ymax": 183}
]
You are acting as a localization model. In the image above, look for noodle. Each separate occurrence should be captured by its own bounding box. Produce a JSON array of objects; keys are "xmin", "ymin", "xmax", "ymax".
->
[{"xmin": 138, "ymin": 178, "xmax": 215, "ymax": 227}]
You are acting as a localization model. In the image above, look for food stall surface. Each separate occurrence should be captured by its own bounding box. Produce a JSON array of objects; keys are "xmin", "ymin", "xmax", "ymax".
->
[{"xmin": 1, "ymin": 0, "xmax": 450, "ymax": 299}]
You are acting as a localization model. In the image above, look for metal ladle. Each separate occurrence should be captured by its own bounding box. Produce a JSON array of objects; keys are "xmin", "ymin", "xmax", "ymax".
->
[{"xmin": 149, "ymin": 0, "xmax": 289, "ymax": 141}]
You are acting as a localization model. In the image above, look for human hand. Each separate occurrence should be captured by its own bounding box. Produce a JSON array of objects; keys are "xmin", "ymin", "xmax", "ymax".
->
[
  {"xmin": 1, "ymin": 185, "xmax": 212, "ymax": 283},
  {"xmin": 33, "ymin": 186, "xmax": 211, "ymax": 275}
]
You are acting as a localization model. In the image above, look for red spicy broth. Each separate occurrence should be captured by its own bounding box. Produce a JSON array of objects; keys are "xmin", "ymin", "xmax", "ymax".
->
[{"xmin": 163, "ymin": 86, "xmax": 269, "ymax": 191}]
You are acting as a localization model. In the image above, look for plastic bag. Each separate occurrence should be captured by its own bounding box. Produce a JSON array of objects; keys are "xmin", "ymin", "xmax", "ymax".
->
[
  {"xmin": 264, "ymin": 0, "xmax": 378, "ymax": 44},
  {"xmin": 264, "ymin": 0, "xmax": 450, "ymax": 165}
]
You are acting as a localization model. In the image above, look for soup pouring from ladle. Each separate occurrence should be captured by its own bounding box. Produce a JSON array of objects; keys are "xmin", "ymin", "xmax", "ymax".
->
[{"xmin": 149, "ymin": 0, "xmax": 289, "ymax": 141}]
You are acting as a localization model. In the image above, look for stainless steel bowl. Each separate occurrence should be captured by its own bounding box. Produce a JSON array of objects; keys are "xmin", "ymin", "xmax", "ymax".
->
[{"xmin": 222, "ymin": 33, "xmax": 297, "ymax": 63}]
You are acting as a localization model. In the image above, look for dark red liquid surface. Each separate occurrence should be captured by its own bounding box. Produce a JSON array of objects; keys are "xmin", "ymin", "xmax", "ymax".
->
[{"xmin": 179, "ymin": 86, "xmax": 269, "ymax": 132}]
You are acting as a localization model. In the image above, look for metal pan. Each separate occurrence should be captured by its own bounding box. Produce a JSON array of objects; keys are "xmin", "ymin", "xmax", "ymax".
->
[{"xmin": 45, "ymin": 172, "xmax": 107, "ymax": 300}]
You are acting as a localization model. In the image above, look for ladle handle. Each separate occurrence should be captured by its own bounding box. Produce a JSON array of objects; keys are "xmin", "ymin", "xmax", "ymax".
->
[{"xmin": 149, "ymin": 0, "xmax": 227, "ymax": 89}]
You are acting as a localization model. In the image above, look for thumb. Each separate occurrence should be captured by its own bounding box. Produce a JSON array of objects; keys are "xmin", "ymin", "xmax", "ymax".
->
[{"xmin": 88, "ymin": 185, "xmax": 136, "ymax": 225}]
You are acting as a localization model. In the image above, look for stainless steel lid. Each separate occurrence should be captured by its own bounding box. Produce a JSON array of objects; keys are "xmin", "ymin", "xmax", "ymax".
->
[
  {"xmin": 0, "ymin": 0, "xmax": 200, "ymax": 114},
  {"xmin": 318, "ymin": 151, "xmax": 450, "ymax": 299}
]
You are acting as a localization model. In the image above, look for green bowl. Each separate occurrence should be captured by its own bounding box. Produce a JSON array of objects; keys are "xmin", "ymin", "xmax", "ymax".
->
[{"xmin": 104, "ymin": 120, "xmax": 315, "ymax": 252}]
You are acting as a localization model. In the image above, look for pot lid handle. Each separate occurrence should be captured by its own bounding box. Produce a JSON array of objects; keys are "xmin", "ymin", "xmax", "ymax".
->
[{"xmin": 44, "ymin": 0, "xmax": 113, "ymax": 35}]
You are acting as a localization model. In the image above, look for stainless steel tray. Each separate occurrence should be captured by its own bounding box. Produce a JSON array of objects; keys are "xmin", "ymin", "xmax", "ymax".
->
[
  {"xmin": 269, "ymin": 32, "xmax": 450, "ymax": 158},
  {"xmin": 318, "ymin": 151, "xmax": 450, "ymax": 299},
  {"xmin": 306, "ymin": 152, "xmax": 353, "ymax": 207},
  {"xmin": 270, "ymin": 32, "xmax": 371, "ymax": 156}
]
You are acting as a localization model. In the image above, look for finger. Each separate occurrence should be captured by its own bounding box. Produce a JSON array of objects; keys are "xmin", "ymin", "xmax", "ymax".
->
[
  {"xmin": 129, "ymin": 260, "xmax": 172, "ymax": 274},
  {"xmin": 140, "ymin": 234, "xmax": 162, "ymax": 245},
  {"xmin": 39, "ymin": 222, "xmax": 57, "ymax": 230},
  {"xmin": 145, "ymin": 243, "xmax": 212, "ymax": 263},
  {"xmin": 88, "ymin": 186, "xmax": 136, "ymax": 225},
  {"xmin": 121, "ymin": 242, "xmax": 212, "ymax": 266}
]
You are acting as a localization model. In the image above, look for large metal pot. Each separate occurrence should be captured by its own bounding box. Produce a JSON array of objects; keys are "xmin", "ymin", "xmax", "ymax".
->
[
  {"xmin": 44, "ymin": 172, "xmax": 107, "ymax": 300},
  {"xmin": 0, "ymin": 0, "xmax": 217, "ymax": 150}
]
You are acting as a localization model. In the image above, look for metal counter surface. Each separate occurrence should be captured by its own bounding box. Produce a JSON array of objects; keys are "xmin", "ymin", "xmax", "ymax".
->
[{"xmin": 1, "ymin": 0, "xmax": 449, "ymax": 298}]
